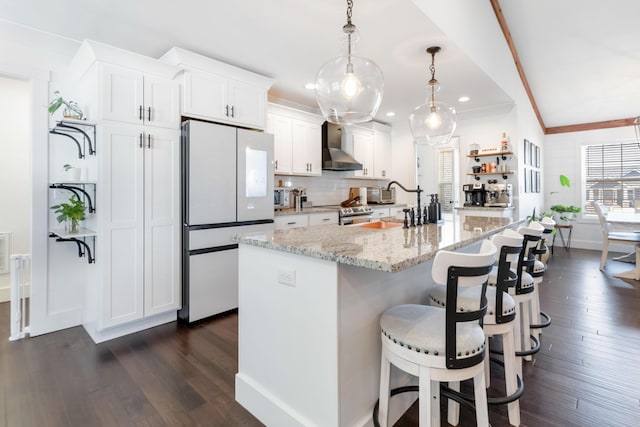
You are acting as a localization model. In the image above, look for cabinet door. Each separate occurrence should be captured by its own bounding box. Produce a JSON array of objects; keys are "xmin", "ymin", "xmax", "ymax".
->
[
  {"xmin": 144, "ymin": 128, "xmax": 181, "ymax": 316},
  {"xmin": 144, "ymin": 75, "xmax": 181, "ymax": 129},
  {"xmin": 268, "ymin": 113, "xmax": 293, "ymax": 174},
  {"xmin": 352, "ymin": 130, "xmax": 374, "ymax": 178},
  {"xmin": 371, "ymin": 208, "xmax": 390, "ymax": 220},
  {"xmin": 274, "ymin": 215, "xmax": 309, "ymax": 230},
  {"xmin": 101, "ymin": 64, "xmax": 144, "ymax": 125},
  {"xmin": 100, "ymin": 124, "xmax": 145, "ymax": 328},
  {"xmin": 373, "ymin": 130, "xmax": 392, "ymax": 179},
  {"xmin": 183, "ymin": 70, "xmax": 228, "ymax": 122},
  {"xmin": 291, "ymin": 121, "xmax": 321, "ymax": 176},
  {"xmin": 308, "ymin": 212, "xmax": 339, "ymax": 226},
  {"xmin": 228, "ymin": 79, "xmax": 266, "ymax": 129}
]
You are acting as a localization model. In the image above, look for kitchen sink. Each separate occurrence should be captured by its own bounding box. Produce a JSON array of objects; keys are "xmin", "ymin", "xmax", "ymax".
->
[{"xmin": 357, "ymin": 221, "xmax": 403, "ymax": 229}]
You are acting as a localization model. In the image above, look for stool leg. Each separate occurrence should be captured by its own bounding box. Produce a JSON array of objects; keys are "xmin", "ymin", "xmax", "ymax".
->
[
  {"xmin": 484, "ymin": 336, "xmax": 491, "ymax": 388},
  {"xmin": 447, "ymin": 381, "xmax": 460, "ymax": 426},
  {"xmin": 431, "ymin": 380, "xmax": 440, "ymax": 426},
  {"xmin": 378, "ymin": 350, "xmax": 391, "ymax": 427},
  {"xmin": 513, "ymin": 300, "xmax": 523, "ymax": 379},
  {"xmin": 418, "ymin": 365, "xmax": 433, "ymax": 427},
  {"xmin": 503, "ymin": 326, "xmax": 521, "ymax": 426},
  {"xmin": 522, "ymin": 298, "xmax": 533, "ymax": 362},
  {"xmin": 531, "ymin": 283, "xmax": 541, "ymax": 340},
  {"xmin": 473, "ymin": 364, "xmax": 490, "ymax": 427}
]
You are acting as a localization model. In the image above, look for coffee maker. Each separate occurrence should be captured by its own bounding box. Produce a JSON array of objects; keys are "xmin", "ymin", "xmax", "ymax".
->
[
  {"xmin": 484, "ymin": 183, "xmax": 512, "ymax": 207},
  {"xmin": 463, "ymin": 183, "xmax": 486, "ymax": 206}
]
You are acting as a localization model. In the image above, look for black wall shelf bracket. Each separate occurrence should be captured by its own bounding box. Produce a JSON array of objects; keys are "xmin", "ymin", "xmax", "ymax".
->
[
  {"xmin": 49, "ymin": 120, "xmax": 96, "ymax": 158},
  {"xmin": 49, "ymin": 183, "xmax": 96, "ymax": 213},
  {"xmin": 49, "ymin": 232, "xmax": 95, "ymax": 264}
]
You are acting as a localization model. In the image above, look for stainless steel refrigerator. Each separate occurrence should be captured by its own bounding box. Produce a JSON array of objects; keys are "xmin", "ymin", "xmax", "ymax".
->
[{"xmin": 180, "ymin": 119, "xmax": 274, "ymax": 323}]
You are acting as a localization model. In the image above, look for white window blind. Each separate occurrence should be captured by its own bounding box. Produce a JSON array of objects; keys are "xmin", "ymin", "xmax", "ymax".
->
[
  {"xmin": 438, "ymin": 150, "xmax": 454, "ymax": 212},
  {"xmin": 583, "ymin": 142, "xmax": 640, "ymax": 213}
]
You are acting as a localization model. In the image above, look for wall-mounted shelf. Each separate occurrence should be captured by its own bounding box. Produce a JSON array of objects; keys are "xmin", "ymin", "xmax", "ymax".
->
[
  {"xmin": 49, "ymin": 229, "xmax": 96, "ymax": 263},
  {"xmin": 468, "ymin": 151, "xmax": 513, "ymax": 162},
  {"xmin": 467, "ymin": 171, "xmax": 514, "ymax": 181},
  {"xmin": 49, "ymin": 182, "xmax": 96, "ymax": 213},
  {"xmin": 49, "ymin": 119, "xmax": 96, "ymax": 159}
]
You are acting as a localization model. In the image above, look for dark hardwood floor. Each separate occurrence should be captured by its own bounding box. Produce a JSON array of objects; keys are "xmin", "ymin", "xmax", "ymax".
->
[{"xmin": 1, "ymin": 248, "xmax": 639, "ymax": 426}]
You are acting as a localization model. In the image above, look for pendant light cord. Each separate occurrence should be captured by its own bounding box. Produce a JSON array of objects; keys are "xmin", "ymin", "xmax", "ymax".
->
[{"xmin": 344, "ymin": 0, "xmax": 355, "ymax": 68}]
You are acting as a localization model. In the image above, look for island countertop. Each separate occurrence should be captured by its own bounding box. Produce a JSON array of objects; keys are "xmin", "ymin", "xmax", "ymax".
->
[{"xmin": 234, "ymin": 215, "xmax": 525, "ymax": 272}]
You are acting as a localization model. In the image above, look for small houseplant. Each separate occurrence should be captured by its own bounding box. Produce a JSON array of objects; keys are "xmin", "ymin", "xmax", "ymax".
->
[
  {"xmin": 51, "ymin": 196, "xmax": 86, "ymax": 233},
  {"xmin": 63, "ymin": 163, "xmax": 81, "ymax": 181},
  {"xmin": 48, "ymin": 91, "xmax": 84, "ymax": 119},
  {"xmin": 549, "ymin": 174, "xmax": 581, "ymax": 223}
]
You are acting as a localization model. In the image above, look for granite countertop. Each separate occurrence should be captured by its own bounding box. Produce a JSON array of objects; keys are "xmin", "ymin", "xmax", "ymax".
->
[{"xmin": 234, "ymin": 215, "xmax": 525, "ymax": 273}]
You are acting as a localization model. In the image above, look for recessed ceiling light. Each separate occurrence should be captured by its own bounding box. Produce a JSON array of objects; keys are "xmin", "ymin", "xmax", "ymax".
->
[
  {"xmin": 458, "ymin": 96, "xmax": 470, "ymax": 103},
  {"xmin": 305, "ymin": 82, "xmax": 316, "ymax": 90},
  {"xmin": 386, "ymin": 112, "xmax": 396, "ymax": 117}
]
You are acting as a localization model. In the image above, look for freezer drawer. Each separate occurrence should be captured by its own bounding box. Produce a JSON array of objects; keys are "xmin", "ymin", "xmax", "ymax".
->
[
  {"xmin": 188, "ymin": 248, "xmax": 238, "ymax": 322},
  {"xmin": 189, "ymin": 223, "xmax": 273, "ymax": 250}
]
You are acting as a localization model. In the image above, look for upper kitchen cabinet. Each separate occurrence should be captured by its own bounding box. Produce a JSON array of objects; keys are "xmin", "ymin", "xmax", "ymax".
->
[
  {"xmin": 267, "ymin": 103, "xmax": 323, "ymax": 176},
  {"xmin": 71, "ymin": 40, "xmax": 181, "ymax": 129},
  {"xmin": 161, "ymin": 47, "xmax": 274, "ymax": 130},
  {"xmin": 343, "ymin": 122, "xmax": 392, "ymax": 179}
]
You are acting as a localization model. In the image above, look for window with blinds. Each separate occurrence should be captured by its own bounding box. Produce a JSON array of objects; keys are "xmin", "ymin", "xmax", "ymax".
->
[
  {"xmin": 438, "ymin": 149, "xmax": 454, "ymax": 212},
  {"xmin": 583, "ymin": 142, "xmax": 640, "ymax": 213}
]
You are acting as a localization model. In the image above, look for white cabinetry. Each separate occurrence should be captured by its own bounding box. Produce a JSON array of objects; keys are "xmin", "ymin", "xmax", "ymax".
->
[
  {"xmin": 275, "ymin": 215, "xmax": 309, "ymax": 230},
  {"xmin": 373, "ymin": 129, "xmax": 392, "ymax": 179},
  {"xmin": 100, "ymin": 63, "xmax": 180, "ymax": 129},
  {"xmin": 71, "ymin": 40, "xmax": 181, "ymax": 342},
  {"xmin": 99, "ymin": 124, "xmax": 180, "ymax": 328},
  {"xmin": 370, "ymin": 207, "xmax": 390, "ymax": 221},
  {"xmin": 344, "ymin": 122, "xmax": 392, "ymax": 179},
  {"xmin": 267, "ymin": 103, "xmax": 323, "ymax": 176},
  {"xmin": 308, "ymin": 212, "xmax": 339, "ymax": 226},
  {"xmin": 161, "ymin": 47, "xmax": 274, "ymax": 130}
]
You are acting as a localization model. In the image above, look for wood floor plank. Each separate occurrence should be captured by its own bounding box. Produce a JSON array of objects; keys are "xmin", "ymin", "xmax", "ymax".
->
[{"xmin": 1, "ymin": 248, "xmax": 639, "ymax": 426}]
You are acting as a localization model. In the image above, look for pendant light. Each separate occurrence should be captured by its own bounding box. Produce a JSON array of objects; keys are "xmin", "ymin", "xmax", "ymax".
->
[
  {"xmin": 315, "ymin": 0, "xmax": 384, "ymax": 125},
  {"xmin": 409, "ymin": 46, "xmax": 457, "ymax": 145}
]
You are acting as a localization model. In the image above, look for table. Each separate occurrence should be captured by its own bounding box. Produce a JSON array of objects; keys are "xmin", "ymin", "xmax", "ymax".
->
[
  {"xmin": 552, "ymin": 224, "xmax": 573, "ymax": 252},
  {"xmin": 606, "ymin": 211, "xmax": 640, "ymax": 280}
]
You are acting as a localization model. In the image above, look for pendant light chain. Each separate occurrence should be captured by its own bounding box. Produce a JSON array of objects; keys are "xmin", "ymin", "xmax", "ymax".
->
[
  {"xmin": 346, "ymin": 0, "xmax": 353, "ymax": 25},
  {"xmin": 429, "ymin": 49, "xmax": 438, "ymax": 109}
]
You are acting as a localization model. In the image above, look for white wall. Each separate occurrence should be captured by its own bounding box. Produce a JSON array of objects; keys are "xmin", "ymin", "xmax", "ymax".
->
[
  {"xmin": 545, "ymin": 127, "xmax": 637, "ymax": 251},
  {"xmin": 0, "ymin": 77, "xmax": 30, "ymax": 301}
]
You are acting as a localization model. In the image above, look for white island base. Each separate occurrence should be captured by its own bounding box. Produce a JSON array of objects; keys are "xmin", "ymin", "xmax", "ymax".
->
[{"xmin": 235, "ymin": 244, "xmax": 435, "ymax": 427}]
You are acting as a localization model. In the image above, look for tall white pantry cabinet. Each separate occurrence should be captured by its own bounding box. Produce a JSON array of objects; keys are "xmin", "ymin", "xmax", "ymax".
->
[{"xmin": 72, "ymin": 40, "xmax": 181, "ymax": 342}]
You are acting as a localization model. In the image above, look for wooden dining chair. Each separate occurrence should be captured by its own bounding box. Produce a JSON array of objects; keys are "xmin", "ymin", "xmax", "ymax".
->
[{"xmin": 591, "ymin": 201, "xmax": 640, "ymax": 270}]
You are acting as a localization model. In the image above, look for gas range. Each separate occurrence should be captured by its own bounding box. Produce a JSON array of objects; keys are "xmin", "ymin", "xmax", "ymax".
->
[{"xmin": 330, "ymin": 205, "xmax": 374, "ymax": 225}]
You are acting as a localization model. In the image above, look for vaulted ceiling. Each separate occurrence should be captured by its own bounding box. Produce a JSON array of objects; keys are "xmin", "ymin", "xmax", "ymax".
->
[{"xmin": 0, "ymin": 0, "xmax": 638, "ymax": 133}]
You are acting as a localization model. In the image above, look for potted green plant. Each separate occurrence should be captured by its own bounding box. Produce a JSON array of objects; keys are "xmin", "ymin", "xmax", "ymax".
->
[
  {"xmin": 48, "ymin": 91, "xmax": 84, "ymax": 119},
  {"xmin": 549, "ymin": 174, "xmax": 581, "ymax": 224},
  {"xmin": 63, "ymin": 163, "xmax": 81, "ymax": 181},
  {"xmin": 51, "ymin": 196, "xmax": 86, "ymax": 233}
]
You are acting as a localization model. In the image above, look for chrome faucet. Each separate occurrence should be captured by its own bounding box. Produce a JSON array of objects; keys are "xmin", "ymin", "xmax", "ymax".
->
[{"xmin": 386, "ymin": 181, "xmax": 423, "ymax": 226}]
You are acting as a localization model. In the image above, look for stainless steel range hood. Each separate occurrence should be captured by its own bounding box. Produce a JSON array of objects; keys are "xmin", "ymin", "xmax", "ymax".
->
[{"xmin": 322, "ymin": 122, "xmax": 363, "ymax": 171}]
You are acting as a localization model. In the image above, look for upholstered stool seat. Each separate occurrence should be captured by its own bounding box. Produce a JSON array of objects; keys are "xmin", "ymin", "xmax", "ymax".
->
[{"xmin": 376, "ymin": 240, "xmax": 497, "ymax": 427}]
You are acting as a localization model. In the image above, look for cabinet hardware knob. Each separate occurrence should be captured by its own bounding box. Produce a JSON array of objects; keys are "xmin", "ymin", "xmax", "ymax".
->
[
  {"xmin": 139, "ymin": 105, "xmax": 143, "ymax": 121},
  {"xmin": 287, "ymin": 222, "xmax": 296, "ymax": 225},
  {"xmin": 275, "ymin": 160, "xmax": 278, "ymax": 170},
  {"xmin": 147, "ymin": 134, "xmax": 151, "ymax": 149},
  {"xmin": 147, "ymin": 107, "xmax": 151, "ymax": 122},
  {"xmin": 230, "ymin": 106, "xmax": 235, "ymax": 118},
  {"xmin": 225, "ymin": 105, "xmax": 229, "ymax": 117},
  {"xmin": 139, "ymin": 133, "xmax": 143, "ymax": 148}
]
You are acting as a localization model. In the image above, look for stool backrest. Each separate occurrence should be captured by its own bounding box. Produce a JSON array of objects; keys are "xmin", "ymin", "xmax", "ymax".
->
[
  {"xmin": 491, "ymin": 230, "xmax": 523, "ymax": 324},
  {"xmin": 592, "ymin": 201, "xmax": 610, "ymax": 237},
  {"xmin": 433, "ymin": 240, "xmax": 497, "ymax": 369}
]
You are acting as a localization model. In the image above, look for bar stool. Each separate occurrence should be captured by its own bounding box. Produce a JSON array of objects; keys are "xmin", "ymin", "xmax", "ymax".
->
[
  {"xmin": 516, "ymin": 221, "xmax": 545, "ymax": 364},
  {"xmin": 429, "ymin": 230, "xmax": 524, "ymax": 426},
  {"xmin": 539, "ymin": 216, "xmax": 556, "ymax": 264},
  {"xmin": 376, "ymin": 240, "xmax": 497, "ymax": 427}
]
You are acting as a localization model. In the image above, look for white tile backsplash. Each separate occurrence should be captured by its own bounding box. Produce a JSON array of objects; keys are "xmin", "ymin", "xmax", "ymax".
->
[{"xmin": 275, "ymin": 171, "xmax": 389, "ymax": 206}]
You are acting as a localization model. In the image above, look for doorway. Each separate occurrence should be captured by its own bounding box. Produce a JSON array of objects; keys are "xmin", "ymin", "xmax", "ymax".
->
[{"xmin": 0, "ymin": 76, "xmax": 31, "ymax": 303}]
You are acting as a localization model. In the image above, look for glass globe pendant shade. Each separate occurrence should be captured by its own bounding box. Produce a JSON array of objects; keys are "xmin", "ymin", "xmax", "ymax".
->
[
  {"xmin": 409, "ymin": 98, "xmax": 457, "ymax": 146},
  {"xmin": 316, "ymin": 54, "xmax": 383, "ymax": 125}
]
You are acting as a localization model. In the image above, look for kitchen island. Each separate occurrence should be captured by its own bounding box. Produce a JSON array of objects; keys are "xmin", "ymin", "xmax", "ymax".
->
[{"xmin": 234, "ymin": 215, "xmax": 523, "ymax": 427}]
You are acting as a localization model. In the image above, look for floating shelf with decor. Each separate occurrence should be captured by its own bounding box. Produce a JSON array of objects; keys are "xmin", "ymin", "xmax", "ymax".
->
[
  {"xmin": 467, "ymin": 150, "xmax": 513, "ymax": 162},
  {"xmin": 48, "ymin": 229, "xmax": 96, "ymax": 264},
  {"xmin": 49, "ymin": 119, "xmax": 97, "ymax": 159},
  {"xmin": 467, "ymin": 171, "xmax": 514, "ymax": 181}
]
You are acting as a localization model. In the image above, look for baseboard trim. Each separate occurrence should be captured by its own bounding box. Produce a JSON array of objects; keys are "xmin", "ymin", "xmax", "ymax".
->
[
  {"xmin": 0, "ymin": 283, "xmax": 31, "ymax": 303},
  {"xmin": 83, "ymin": 311, "xmax": 177, "ymax": 344}
]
